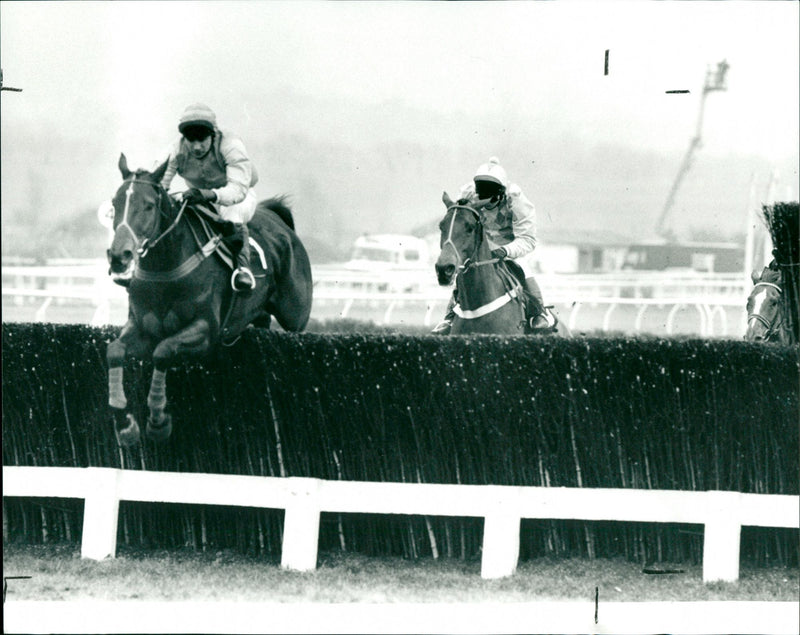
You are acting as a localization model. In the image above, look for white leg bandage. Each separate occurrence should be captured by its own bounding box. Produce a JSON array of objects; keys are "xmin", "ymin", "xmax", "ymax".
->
[
  {"xmin": 108, "ymin": 367, "xmax": 127, "ymax": 409},
  {"xmin": 147, "ymin": 369, "xmax": 167, "ymax": 412}
]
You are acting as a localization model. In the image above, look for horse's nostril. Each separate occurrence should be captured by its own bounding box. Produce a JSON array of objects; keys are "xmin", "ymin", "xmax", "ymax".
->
[
  {"xmin": 122, "ymin": 250, "xmax": 133, "ymax": 262},
  {"xmin": 444, "ymin": 264, "xmax": 455, "ymax": 276}
]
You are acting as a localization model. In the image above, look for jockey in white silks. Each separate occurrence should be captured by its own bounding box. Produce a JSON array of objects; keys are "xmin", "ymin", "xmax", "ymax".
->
[
  {"xmin": 432, "ymin": 157, "xmax": 557, "ymax": 334},
  {"xmin": 160, "ymin": 102, "xmax": 259, "ymax": 292}
]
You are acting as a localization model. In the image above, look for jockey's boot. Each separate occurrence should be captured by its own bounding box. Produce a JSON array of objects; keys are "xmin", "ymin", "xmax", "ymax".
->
[
  {"xmin": 228, "ymin": 223, "xmax": 256, "ymax": 292},
  {"xmin": 523, "ymin": 277, "xmax": 557, "ymax": 332},
  {"xmin": 431, "ymin": 291, "xmax": 457, "ymax": 335}
]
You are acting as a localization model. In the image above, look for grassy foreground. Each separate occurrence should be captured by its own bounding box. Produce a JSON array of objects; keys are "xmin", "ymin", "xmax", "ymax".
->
[{"xmin": 3, "ymin": 544, "xmax": 797, "ymax": 603}]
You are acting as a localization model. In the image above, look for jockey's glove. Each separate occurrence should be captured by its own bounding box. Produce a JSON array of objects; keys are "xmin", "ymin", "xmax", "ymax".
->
[
  {"xmin": 183, "ymin": 188, "xmax": 217, "ymax": 205},
  {"xmin": 491, "ymin": 247, "xmax": 508, "ymax": 260}
]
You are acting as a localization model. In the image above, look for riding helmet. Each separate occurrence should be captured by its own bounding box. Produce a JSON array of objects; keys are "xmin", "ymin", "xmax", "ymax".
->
[
  {"xmin": 473, "ymin": 157, "xmax": 509, "ymax": 189},
  {"xmin": 178, "ymin": 103, "xmax": 217, "ymax": 134}
]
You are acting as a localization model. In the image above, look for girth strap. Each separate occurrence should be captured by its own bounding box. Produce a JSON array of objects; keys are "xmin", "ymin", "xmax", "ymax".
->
[{"xmin": 453, "ymin": 288, "xmax": 520, "ymax": 319}]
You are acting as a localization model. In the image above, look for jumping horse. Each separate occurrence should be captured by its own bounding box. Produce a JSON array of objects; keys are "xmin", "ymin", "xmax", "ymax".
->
[
  {"xmin": 435, "ymin": 191, "xmax": 563, "ymax": 335},
  {"xmin": 745, "ymin": 264, "xmax": 793, "ymax": 344},
  {"xmin": 105, "ymin": 154, "xmax": 313, "ymax": 446}
]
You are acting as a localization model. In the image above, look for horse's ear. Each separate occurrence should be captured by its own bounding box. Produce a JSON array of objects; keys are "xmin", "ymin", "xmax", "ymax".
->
[
  {"xmin": 118, "ymin": 153, "xmax": 131, "ymax": 179},
  {"xmin": 151, "ymin": 158, "xmax": 169, "ymax": 184},
  {"xmin": 751, "ymin": 270, "xmax": 762, "ymax": 285},
  {"xmin": 442, "ymin": 191, "xmax": 454, "ymax": 208}
]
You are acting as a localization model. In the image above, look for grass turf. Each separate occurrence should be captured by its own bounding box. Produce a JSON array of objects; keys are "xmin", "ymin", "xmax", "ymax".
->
[{"xmin": 3, "ymin": 543, "xmax": 797, "ymax": 603}]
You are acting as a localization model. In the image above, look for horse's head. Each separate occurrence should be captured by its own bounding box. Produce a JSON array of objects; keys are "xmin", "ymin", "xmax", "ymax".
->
[
  {"xmin": 107, "ymin": 153, "xmax": 170, "ymax": 282},
  {"xmin": 745, "ymin": 266, "xmax": 785, "ymax": 342},
  {"xmin": 435, "ymin": 191, "xmax": 485, "ymax": 286}
]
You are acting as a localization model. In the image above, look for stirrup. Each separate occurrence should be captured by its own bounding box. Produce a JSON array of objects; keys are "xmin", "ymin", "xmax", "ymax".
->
[
  {"xmin": 529, "ymin": 308, "xmax": 557, "ymax": 331},
  {"xmin": 431, "ymin": 318, "xmax": 453, "ymax": 335},
  {"xmin": 231, "ymin": 267, "xmax": 256, "ymax": 291}
]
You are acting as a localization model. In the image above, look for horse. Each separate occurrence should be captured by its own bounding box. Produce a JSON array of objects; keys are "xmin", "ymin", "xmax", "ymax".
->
[
  {"xmin": 105, "ymin": 153, "xmax": 313, "ymax": 447},
  {"xmin": 745, "ymin": 265, "xmax": 792, "ymax": 344},
  {"xmin": 435, "ymin": 191, "xmax": 563, "ymax": 336}
]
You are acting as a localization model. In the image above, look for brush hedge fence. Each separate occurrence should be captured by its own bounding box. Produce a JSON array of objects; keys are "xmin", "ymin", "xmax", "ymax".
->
[{"xmin": 3, "ymin": 323, "xmax": 798, "ymax": 566}]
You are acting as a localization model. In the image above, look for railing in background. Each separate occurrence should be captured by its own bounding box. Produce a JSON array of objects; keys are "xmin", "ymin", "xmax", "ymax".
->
[
  {"xmin": 2, "ymin": 261, "xmax": 749, "ymax": 335},
  {"xmin": 4, "ymin": 465, "xmax": 797, "ymax": 583}
]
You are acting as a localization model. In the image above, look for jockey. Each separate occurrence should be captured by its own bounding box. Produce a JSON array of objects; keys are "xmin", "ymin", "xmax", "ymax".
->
[
  {"xmin": 432, "ymin": 157, "xmax": 557, "ymax": 334},
  {"xmin": 160, "ymin": 103, "xmax": 259, "ymax": 292}
]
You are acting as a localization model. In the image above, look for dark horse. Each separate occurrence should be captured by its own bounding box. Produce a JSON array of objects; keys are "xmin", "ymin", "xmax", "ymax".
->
[
  {"xmin": 435, "ymin": 192, "xmax": 564, "ymax": 335},
  {"xmin": 745, "ymin": 264, "xmax": 793, "ymax": 344},
  {"xmin": 106, "ymin": 154, "xmax": 313, "ymax": 446}
]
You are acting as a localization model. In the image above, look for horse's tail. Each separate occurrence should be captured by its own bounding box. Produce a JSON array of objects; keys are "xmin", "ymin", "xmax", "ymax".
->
[{"xmin": 258, "ymin": 196, "xmax": 295, "ymax": 231}]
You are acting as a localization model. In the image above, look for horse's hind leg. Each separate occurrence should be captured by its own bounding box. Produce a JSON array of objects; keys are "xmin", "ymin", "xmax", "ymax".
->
[
  {"xmin": 145, "ymin": 368, "xmax": 172, "ymax": 442},
  {"xmin": 146, "ymin": 319, "xmax": 211, "ymax": 442}
]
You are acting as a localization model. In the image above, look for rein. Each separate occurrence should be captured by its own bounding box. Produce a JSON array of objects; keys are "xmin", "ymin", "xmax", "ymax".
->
[
  {"xmin": 443, "ymin": 204, "xmax": 503, "ymax": 271},
  {"xmin": 116, "ymin": 179, "xmax": 223, "ymax": 282},
  {"xmin": 116, "ymin": 178, "xmax": 185, "ymax": 258}
]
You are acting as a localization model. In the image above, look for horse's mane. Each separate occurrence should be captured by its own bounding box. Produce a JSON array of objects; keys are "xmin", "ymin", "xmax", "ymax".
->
[{"xmin": 258, "ymin": 195, "xmax": 295, "ymax": 231}]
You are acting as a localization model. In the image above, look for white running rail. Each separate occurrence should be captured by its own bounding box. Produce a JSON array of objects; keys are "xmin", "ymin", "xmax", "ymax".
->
[{"xmin": 4, "ymin": 466, "xmax": 797, "ymax": 583}]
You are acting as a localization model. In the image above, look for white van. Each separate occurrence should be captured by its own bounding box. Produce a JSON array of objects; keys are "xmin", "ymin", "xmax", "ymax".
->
[{"xmin": 344, "ymin": 234, "xmax": 431, "ymax": 271}]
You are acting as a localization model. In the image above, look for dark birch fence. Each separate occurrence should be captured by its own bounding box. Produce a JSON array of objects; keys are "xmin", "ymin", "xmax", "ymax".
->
[{"xmin": 3, "ymin": 323, "xmax": 798, "ymax": 566}]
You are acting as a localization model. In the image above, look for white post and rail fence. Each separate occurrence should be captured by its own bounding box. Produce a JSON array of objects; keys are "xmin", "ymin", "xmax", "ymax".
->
[{"xmin": 4, "ymin": 466, "xmax": 797, "ymax": 583}]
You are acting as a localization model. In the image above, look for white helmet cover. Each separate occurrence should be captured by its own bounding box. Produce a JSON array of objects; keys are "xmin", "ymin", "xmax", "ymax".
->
[
  {"xmin": 178, "ymin": 102, "xmax": 217, "ymax": 133},
  {"xmin": 473, "ymin": 157, "xmax": 509, "ymax": 188}
]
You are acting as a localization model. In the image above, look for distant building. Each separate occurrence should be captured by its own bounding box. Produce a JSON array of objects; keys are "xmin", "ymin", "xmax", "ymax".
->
[
  {"xmin": 534, "ymin": 228, "xmax": 632, "ymax": 274},
  {"xmin": 621, "ymin": 241, "xmax": 744, "ymax": 273}
]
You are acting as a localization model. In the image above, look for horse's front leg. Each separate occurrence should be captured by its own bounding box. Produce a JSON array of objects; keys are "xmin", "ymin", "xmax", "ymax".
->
[
  {"xmin": 107, "ymin": 321, "xmax": 154, "ymax": 447},
  {"xmin": 145, "ymin": 319, "xmax": 212, "ymax": 442}
]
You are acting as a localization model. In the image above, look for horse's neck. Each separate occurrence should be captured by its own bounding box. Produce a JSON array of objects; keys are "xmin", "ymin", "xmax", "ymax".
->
[
  {"xmin": 457, "ymin": 244, "xmax": 509, "ymax": 309},
  {"xmin": 138, "ymin": 210, "xmax": 197, "ymax": 272}
]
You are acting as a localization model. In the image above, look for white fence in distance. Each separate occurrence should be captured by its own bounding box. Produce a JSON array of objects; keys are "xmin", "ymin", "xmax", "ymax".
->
[
  {"xmin": 3, "ymin": 264, "xmax": 749, "ymax": 335},
  {"xmin": 4, "ymin": 466, "xmax": 797, "ymax": 583}
]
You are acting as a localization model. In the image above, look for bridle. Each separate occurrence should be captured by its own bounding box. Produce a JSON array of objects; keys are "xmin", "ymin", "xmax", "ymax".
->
[
  {"xmin": 441, "ymin": 204, "xmax": 523, "ymax": 321},
  {"xmin": 442, "ymin": 205, "xmax": 503, "ymax": 272},
  {"xmin": 114, "ymin": 178, "xmax": 187, "ymax": 259},
  {"xmin": 747, "ymin": 281, "xmax": 785, "ymax": 340}
]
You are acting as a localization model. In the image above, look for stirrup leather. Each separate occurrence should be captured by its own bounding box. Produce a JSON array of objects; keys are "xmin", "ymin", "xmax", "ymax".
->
[{"xmin": 231, "ymin": 267, "xmax": 256, "ymax": 291}]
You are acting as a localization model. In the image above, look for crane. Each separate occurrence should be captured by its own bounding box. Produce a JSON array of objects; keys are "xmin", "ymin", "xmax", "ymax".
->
[
  {"xmin": 655, "ymin": 60, "xmax": 729, "ymax": 242},
  {"xmin": 0, "ymin": 68, "xmax": 23, "ymax": 92}
]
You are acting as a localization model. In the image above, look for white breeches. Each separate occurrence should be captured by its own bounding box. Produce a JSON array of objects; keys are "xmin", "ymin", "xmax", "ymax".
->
[{"xmin": 217, "ymin": 189, "xmax": 257, "ymax": 224}]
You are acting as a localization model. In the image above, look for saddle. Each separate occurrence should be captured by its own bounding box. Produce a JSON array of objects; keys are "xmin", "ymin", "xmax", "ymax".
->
[{"xmin": 187, "ymin": 203, "xmax": 258, "ymax": 273}]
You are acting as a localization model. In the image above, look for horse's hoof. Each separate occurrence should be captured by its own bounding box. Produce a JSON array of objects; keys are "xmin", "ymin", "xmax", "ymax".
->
[
  {"xmin": 116, "ymin": 414, "xmax": 141, "ymax": 447},
  {"xmin": 146, "ymin": 413, "xmax": 173, "ymax": 442}
]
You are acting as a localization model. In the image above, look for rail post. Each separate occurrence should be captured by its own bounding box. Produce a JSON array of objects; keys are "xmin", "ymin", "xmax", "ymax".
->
[
  {"xmin": 702, "ymin": 490, "xmax": 742, "ymax": 583},
  {"xmin": 481, "ymin": 492, "xmax": 522, "ymax": 579},
  {"xmin": 81, "ymin": 467, "xmax": 121, "ymax": 560},
  {"xmin": 281, "ymin": 477, "xmax": 321, "ymax": 572}
]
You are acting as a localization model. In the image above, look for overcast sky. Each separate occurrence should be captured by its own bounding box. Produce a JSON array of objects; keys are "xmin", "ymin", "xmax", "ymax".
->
[{"xmin": 1, "ymin": 1, "xmax": 798, "ymax": 246}]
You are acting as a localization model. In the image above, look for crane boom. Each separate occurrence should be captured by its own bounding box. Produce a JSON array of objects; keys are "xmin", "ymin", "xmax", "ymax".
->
[{"xmin": 656, "ymin": 60, "xmax": 729, "ymax": 242}]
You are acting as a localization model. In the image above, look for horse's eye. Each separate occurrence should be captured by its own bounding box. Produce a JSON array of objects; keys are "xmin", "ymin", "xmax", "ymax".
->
[{"xmin": 465, "ymin": 225, "xmax": 474, "ymax": 234}]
